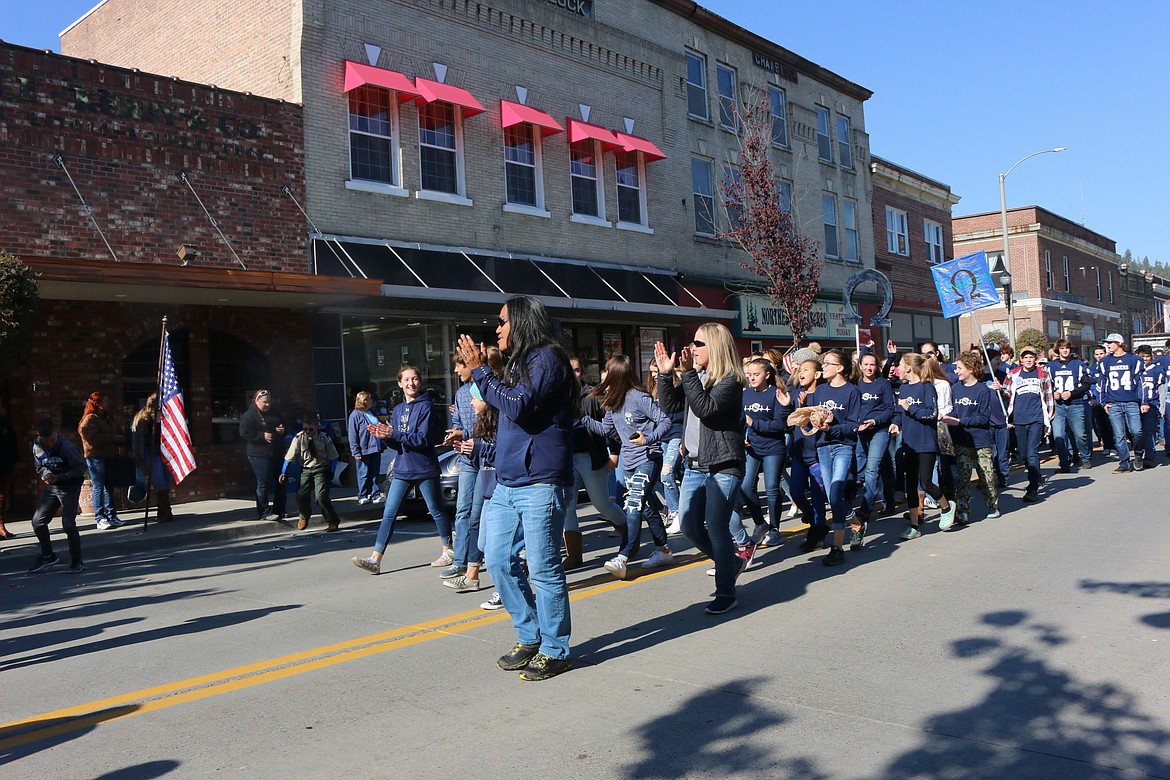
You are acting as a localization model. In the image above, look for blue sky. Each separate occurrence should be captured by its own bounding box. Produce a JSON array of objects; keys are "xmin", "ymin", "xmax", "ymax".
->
[{"xmin": 5, "ymin": 0, "xmax": 1169, "ymax": 262}]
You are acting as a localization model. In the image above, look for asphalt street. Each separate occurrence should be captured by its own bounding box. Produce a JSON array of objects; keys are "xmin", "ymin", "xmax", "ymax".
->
[{"xmin": 2, "ymin": 464, "xmax": 1169, "ymax": 779}]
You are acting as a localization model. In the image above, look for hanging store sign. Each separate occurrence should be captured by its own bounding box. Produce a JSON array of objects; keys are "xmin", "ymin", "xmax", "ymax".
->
[{"xmin": 737, "ymin": 294, "xmax": 854, "ymax": 341}]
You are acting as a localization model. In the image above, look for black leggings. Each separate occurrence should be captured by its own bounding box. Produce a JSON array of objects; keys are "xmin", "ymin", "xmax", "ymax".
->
[{"xmin": 902, "ymin": 447, "xmax": 943, "ymax": 510}]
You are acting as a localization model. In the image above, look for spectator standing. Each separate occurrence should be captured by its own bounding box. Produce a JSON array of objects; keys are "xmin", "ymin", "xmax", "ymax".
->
[
  {"xmin": 347, "ymin": 391, "xmax": 385, "ymax": 505},
  {"xmin": 131, "ymin": 393, "xmax": 173, "ymax": 523},
  {"xmin": 238, "ymin": 389, "xmax": 287, "ymax": 521},
  {"xmin": 27, "ymin": 420, "xmax": 87, "ymax": 573},
  {"xmin": 78, "ymin": 391, "xmax": 125, "ymax": 530}
]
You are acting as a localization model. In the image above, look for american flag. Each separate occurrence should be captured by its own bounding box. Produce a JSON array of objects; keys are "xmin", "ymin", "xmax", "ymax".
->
[{"xmin": 160, "ymin": 329, "xmax": 196, "ymax": 483}]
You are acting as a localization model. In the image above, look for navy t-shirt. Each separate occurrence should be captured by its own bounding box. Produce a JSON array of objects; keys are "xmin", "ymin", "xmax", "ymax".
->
[
  {"xmin": 895, "ymin": 381, "xmax": 939, "ymax": 454},
  {"xmin": 951, "ymin": 380, "xmax": 994, "ymax": 449}
]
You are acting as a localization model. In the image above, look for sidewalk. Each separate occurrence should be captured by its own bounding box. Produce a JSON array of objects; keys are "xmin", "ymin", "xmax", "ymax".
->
[{"xmin": 0, "ymin": 486, "xmax": 394, "ymax": 576}]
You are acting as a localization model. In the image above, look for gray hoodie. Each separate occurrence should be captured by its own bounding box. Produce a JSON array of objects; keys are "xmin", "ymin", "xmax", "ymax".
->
[
  {"xmin": 583, "ymin": 389, "xmax": 670, "ymax": 471},
  {"xmin": 33, "ymin": 436, "xmax": 87, "ymax": 487}
]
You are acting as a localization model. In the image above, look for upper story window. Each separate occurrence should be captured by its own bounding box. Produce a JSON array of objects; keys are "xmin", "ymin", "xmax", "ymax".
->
[
  {"xmin": 418, "ymin": 101, "xmax": 463, "ymax": 195},
  {"xmin": 685, "ymin": 51, "xmax": 708, "ymax": 121},
  {"xmin": 1063, "ymin": 256, "xmax": 1070, "ymax": 291},
  {"xmin": 716, "ymin": 64, "xmax": 738, "ymax": 130},
  {"xmin": 775, "ymin": 180, "xmax": 793, "ymax": 214},
  {"xmin": 815, "ymin": 106, "xmax": 833, "ymax": 163},
  {"xmin": 886, "ymin": 207, "xmax": 908, "ymax": 256},
  {"xmin": 842, "ymin": 198, "xmax": 859, "ymax": 263},
  {"xmin": 1044, "ymin": 250, "xmax": 1053, "ymax": 289},
  {"xmin": 925, "ymin": 220, "xmax": 945, "ymax": 264},
  {"xmin": 723, "ymin": 165, "xmax": 744, "ymax": 230},
  {"xmin": 836, "ymin": 115, "xmax": 853, "ymax": 170},
  {"xmin": 348, "ymin": 85, "xmax": 398, "ymax": 185},
  {"xmin": 691, "ymin": 156, "xmax": 715, "ymax": 236},
  {"xmin": 768, "ymin": 86, "xmax": 788, "ymax": 147},
  {"xmin": 1108, "ymin": 271, "xmax": 1114, "ymax": 303},
  {"xmin": 570, "ymin": 139, "xmax": 604, "ymax": 219},
  {"xmin": 615, "ymin": 150, "xmax": 647, "ymax": 227},
  {"xmin": 1095, "ymin": 267, "xmax": 1102, "ymax": 301},
  {"xmin": 504, "ymin": 124, "xmax": 542, "ymax": 208},
  {"xmin": 822, "ymin": 194, "xmax": 839, "ymax": 260}
]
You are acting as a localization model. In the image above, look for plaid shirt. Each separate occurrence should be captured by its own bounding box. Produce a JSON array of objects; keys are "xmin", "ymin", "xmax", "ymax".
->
[{"xmin": 1004, "ymin": 365, "xmax": 1055, "ymax": 427}]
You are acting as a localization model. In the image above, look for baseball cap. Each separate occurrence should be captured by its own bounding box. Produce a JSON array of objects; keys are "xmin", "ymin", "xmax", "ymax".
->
[
  {"xmin": 1103, "ymin": 332, "xmax": 1124, "ymax": 344},
  {"xmin": 1020, "ymin": 347, "xmax": 1038, "ymax": 357}
]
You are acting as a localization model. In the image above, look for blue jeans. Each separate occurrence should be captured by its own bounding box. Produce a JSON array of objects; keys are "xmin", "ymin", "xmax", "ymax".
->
[
  {"xmin": 856, "ymin": 428, "xmax": 891, "ymax": 516},
  {"xmin": 483, "ymin": 483, "xmax": 571, "ymax": 659},
  {"xmin": 85, "ymin": 457, "xmax": 118, "ymax": 522},
  {"xmin": 1107, "ymin": 401, "xmax": 1143, "ymax": 469},
  {"xmin": 31, "ymin": 482, "xmax": 83, "ymax": 561},
  {"xmin": 616, "ymin": 461, "xmax": 667, "ymax": 557},
  {"xmin": 730, "ymin": 450, "xmax": 785, "ymax": 545},
  {"xmin": 248, "ymin": 455, "xmax": 286, "ymax": 519},
  {"xmin": 789, "ymin": 457, "xmax": 827, "ymax": 528},
  {"xmin": 679, "ymin": 468, "xmax": 741, "ymax": 599},
  {"xmin": 1139, "ymin": 408, "xmax": 1161, "ymax": 460},
  {"xmin": 566, "ymin": 452, "xmax": 625, "ymax": 532},
  {"xmin": 354, "ymin": 452, "xmax": 382, "ymax": 499},
  {"xmin": 1014, "ymin": 423, "xmax": 1044, "ymax": 490},
  {"xmin": 990, "ymin": 427, "xmax": 1011, "ymax": 482},
  {"xmin": 817, "ymin": 443, "xmax": 855, "ymax": 531},
  {"xmin": 659, "ymin": 437, "xmax": 682, "ymax": 515},
  {"xmin": 373, "ymin": 476, "xmax": 451, "ymax": 553},
  {"xmin": 1052, "ymin": 404, "xmax": 1090, "ymax": 468},
  {"xmin": 452, "ymin": 461, "xmax": 484, "ymax": 567}
]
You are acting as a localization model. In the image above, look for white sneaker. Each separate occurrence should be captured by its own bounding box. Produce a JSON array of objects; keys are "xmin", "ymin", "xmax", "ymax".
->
[
  {"xmin": 603, "ymin": 556, "xmax": 629, "ymax": 579},
  {"xmin": 357, "ymin": 496, "xmax": 370, "ymax": 505},
  {"xmin": 372, "ymin": 493, "xmax": 385, "ymax": 503},
  {"xmin": 665, "ymin": 518, "xmax": 682, "ymax": 535},
  {"xmin": 759, "ymin": 529, "xmax": 784, "ymax": 547},
  {"xmin": 706, "ymin": 566, "xmax": 716, "ymax": 576},
  {"xmin": 480, "ymin": 592, "xmax": 504, "ymax": 610},
  {"xmin": 924, "ymin": 496, "xmax": 939, "ymax": 509},
  {"xmin": 786, "ymin": 504, "xmax": 800, "ymax": 520},
  {"xmin": 641, "ymin": 548, "xmax": 674, "ymax": 569},
  {"xmin": 96, "ymin": 518, "xmax": 114, "ymax": 530}
]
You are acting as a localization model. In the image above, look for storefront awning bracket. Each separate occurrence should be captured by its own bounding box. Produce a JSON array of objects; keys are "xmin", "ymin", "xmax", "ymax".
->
[
  {"xmin": 51, "ymin": 154, "xmax": 122, "ymax": 263},
  {"xmin": 589, "ymin": 267, "xmax": 627, "ymax": 302},
  {"xmin": 286, "ymin": 185, "xmax": 366, "ymax": 278},
  {"xmin": 677, "ymin": 281, "xmax": 706, "ymax": 307},
  {"xmin": 528, "ymin": 260, "xmax": 571, "ymax": 299},
  {"xmin": 386, "ymin": 244, "xmax": 428, "ymax": 287},
  {"xmin": 462, "ymin": 251, "xmax": 506, "ymax": 295},
  {"xmin": 641, "ymin": 273, "xmax": 677, "ymax": 306},
  {"xmin": 176, "ymin": 170, "xmax": 247, "ymax": 270}
]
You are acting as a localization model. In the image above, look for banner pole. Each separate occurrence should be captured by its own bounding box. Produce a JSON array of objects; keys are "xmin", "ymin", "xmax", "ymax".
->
[{"xmin": 970, "ymin": 309, "xmax": 1009, "ymax": 418}]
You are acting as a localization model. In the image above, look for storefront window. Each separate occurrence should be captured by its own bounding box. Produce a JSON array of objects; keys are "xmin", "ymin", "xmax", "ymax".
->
[{"xmin": 208, "ymin": 330, "xmax": 268, "ymax": 444}]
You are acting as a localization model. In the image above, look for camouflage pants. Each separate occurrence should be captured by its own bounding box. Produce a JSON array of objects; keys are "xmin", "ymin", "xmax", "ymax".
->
[{"xmin": 955, "ymin": 446, "xmax": 998, "ymax": 514}]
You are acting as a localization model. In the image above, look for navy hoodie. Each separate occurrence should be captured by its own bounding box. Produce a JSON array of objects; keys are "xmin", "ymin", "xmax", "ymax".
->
[
  {"xmin": 857, "ymin": 377, "xmax": 895, "ymax": 430},
  {"xmin": 384, "ymin": 392, "xmax": 440, "ymax": 480},
  {"xmin": 473, "ymin": 346, "xmax": 574, "ymax": 488},
  {"xmin": 950, "ymin": 380, "xmax": 994, "ymax": 449},
  {"xmin": 895, "ymin": 381, "xmax": 939, "ymax": 454},
  {"xmin": 742, "ymin": 385, "xmax": 788, "ymax": 456}
]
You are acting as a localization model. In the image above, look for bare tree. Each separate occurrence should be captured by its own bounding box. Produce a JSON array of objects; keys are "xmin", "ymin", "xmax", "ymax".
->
[{"xmin": 719, "ymin": 87, "xmax": 822, "ymax": 347}]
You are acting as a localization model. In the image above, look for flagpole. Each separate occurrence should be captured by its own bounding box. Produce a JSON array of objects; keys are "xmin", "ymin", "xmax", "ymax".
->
[
  {"xmin": 969, "ymin": 309, "xmax": 1009, "ymax": 418},
  {"xmin": 142, "ymin": 316, "xmax": 167, "ymax": 532}
]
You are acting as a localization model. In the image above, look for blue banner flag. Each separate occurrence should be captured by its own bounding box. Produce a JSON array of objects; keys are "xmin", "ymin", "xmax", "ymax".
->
[{"xmin": 931, "ymin": 250, "xmax": 1002, "ymax": 319}]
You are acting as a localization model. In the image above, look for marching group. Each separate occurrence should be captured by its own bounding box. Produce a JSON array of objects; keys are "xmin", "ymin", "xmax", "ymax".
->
[{"xmin": 15, "ymin": 292, "xmax": 1167, "ymax": 682}]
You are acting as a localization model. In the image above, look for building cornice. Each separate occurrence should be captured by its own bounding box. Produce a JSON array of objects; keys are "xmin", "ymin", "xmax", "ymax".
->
[
  {"xmin": 872, "ymin": 158, "xmax": 960, "ymax": 209},
  {"xmin": 954, "ymin": 224, "xmax": 1122, "ymax": 267}
]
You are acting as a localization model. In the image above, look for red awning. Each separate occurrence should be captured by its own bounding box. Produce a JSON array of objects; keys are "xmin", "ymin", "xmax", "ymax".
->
[
  {"xmin": 414, "ymin": 78, "xmax": 485, "ymax": 117},
  {"xmin": 567, "ymin": 119, "xmax": 622, "ymax": 150},
  {"xmin": 500, "ymin": 101, "xmax": 563, "ymax": 135},
  {"xmin": 615, "ymin": 132, "xmax": 667, "ymax": 162},
  {"xmin": 343, "ymin": 61, "xmax": 420, "ymax": 97}
]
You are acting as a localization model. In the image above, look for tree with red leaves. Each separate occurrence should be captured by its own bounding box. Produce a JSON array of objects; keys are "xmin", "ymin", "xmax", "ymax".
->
[{"xmin": 720, "ymin": 88, "xmax": 822, "ymax": 348}]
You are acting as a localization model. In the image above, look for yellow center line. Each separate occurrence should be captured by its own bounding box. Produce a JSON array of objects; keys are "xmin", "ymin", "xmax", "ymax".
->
[{"xmin": 0, "ymin": 550, "xmax": 722, "ymax": 750}]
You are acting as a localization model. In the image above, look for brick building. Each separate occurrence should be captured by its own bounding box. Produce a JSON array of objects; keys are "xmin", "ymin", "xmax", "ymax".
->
[
  {"xmin": 951, "ymin": 207, "xmax": 1138, "ymax": 357},
  {"xmin": 870, "ymin": 156, "xmax": 960, "ymax": 357},
  {"xmin": 0, "ymin": 42, "xmax": 380, "ymax": 513},
  {"xmin": 63, "ymin": 0, "xmax": 876, "ymax": 374}
]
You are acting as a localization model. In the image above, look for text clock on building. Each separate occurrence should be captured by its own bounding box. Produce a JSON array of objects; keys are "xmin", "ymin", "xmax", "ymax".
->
[{"xmin": 842, "ymin": 269, "xmax": 894, "ymax": 327}]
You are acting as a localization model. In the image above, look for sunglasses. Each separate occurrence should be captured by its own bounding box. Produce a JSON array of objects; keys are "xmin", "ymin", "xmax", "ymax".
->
[
  {"xmin": 255, "ymin": 389, "xmax": 270, "ymax": 399},
  {"xmin": 497, "ymin": 317, "xmax": 509, "ymax": 327},
  {"xmin": 691, "ymin": 340, "xmax": 706, "ymax": 348}
]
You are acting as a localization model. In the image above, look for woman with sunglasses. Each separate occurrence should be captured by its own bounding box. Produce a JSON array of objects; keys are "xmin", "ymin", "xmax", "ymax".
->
[{"xmin": 654, "ymin": 324, "xmax": 745, "ymax": 616}]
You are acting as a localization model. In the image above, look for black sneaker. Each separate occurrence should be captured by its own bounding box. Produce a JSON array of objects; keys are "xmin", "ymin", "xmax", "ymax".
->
[
  {"xmin": 27, "ymin": 554, "xmax": 59, "ymax": 574},
  {"xmin": 68, "ymin": 560, "xmax": 86, "ymax": 574},
  {"xmin": 823, "ymin": 546, "xmax": 846, "ymax": 566},
  {"xmin": 1134, "ymin": 457, "xmax": 1145, "ymax": 471},
  {"xmin": 518, "ymin": 653, "xmax": 571, "ymax": 681},
  {"xmin": 497, "ymin": 642, "xmax": 540, "ymax": 671},
  {"xmin": 704, "ymin": 596, "xmax": 737, "ymax": 615},
  {"xmin": 1112, "ymin": 466, "xmax": 1133, "ymax": 474},
  {"xmin": 1022, "ymin": 489, "xmax": 1039, "ymax": 503}
]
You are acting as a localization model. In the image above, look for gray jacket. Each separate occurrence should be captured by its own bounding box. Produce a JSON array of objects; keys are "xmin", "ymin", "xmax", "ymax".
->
[{"xmin": 656, "ymin": 369, "xmax": 745, "ymax": 476}]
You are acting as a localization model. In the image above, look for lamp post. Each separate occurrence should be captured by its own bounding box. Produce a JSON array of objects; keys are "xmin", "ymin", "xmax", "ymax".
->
[{"xmin": 999, "ymin": 146, "xmax": 1067, "ymax": 350}]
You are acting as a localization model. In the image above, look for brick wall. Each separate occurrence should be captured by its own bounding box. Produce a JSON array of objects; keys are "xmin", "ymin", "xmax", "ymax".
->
[
  {"xmin": 0, "ymin": 43, "xmax": 305, "ymax": 272},
  {"xmin": 60, "ymin": 0, "xmax": 300, "ymax": 102}
]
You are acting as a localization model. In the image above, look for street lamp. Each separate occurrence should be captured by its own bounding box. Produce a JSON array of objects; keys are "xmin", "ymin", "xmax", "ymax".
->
[{"xmin": 999, "ymin": 146, "xmax": 1067, "ymax": 350}]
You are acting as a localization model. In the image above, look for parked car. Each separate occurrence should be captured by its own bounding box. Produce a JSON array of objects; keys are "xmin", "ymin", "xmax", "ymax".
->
[{"xmin": 382, "ymin": 446, "xmax": 460, "ymax": 518}]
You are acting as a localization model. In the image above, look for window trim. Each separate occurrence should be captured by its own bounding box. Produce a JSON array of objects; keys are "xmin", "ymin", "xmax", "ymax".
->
[
  {"xmin": 1044, "ymin": 250, "xmax": 1053, "ymax": 290},
  {"xmin": 685, "ymin": 50, "xmax": 709, "ymax": 121},
  {"xmin": 1062, "ymin": 255, "xmax": 1070, "ymax": 291},
  {"xmin": 842, "ymin": 198, "xmax": 859, "ymax": 263},
  {"xmin": 815, "ymin": 106, "xmax": 833, "ymax": 163},
  {"xmin": 691, "ymin": 155, "xmax": 716, "ymax": 237},
  {"xmin": 615, "ymin": 149, "xmax": 650, "ymax": 229},
  {"xmin": 1108, "ymin": 271, "xmax": 1114, "ymax": 303},
  {"xmin": 885, "ymin": 207, "xmax": 908, "ymax": 256},
  {"xmin": 417, "ymin": 101, "xmax": 468, "ymax": 198},
  {"xmin": 716, "ymin": 63, "xmax": 738, "ymax": 131},
  {"xmin": 1095, "ymin": 266, "xmax": 1102, "ymax": 301},
  {"xmin": 822, "ymin": 193, "xmax": 839, "ymax": 260},
  {"xmin": 569, "ymin": 137, "xmax": 606, "ymax": 222},
  {"xmin": 924, "ymin": 219, "xmax": 944, "ymax": 264},
  {"xmin": 347, "ymin": 84, "xmax": 401, "ymax": 189},
  {"xmin": 768, "ymin": 85, "xmax": 788, "ymax": 148},
  {"xmin": 503, "ymin": 122, "xmax": 545, "ymax": 211},
  {"xmin": 836, "ymin": 114, "xmax": 853, "ymax": 170}
]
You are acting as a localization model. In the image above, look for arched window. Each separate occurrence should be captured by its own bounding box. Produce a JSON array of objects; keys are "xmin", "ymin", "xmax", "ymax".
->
[
  {"xmin": 209, "ymin": 330, "xmax": 269, "ymax": 443},
  {"xmin": 121, "ymin": 329, "xmax": 190, "ymax": 418}
]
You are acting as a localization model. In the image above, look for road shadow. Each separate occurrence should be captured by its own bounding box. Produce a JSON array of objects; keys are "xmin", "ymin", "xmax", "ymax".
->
[
  {"xmin": 0, "ymin": 704, "xmax": 141, "ymax": 763},
  {"xmin": 94, "ymin": 760, "xmax": 181, "ymax": 779},
  {"xmin": 867, "ymin": 609, "xmax": 1170, "ymax": 779},
  {"xmin": 1080, "ymin": 578, "xmax": 1170, "ymax": 631},
  {"xmin": 621, "ymin": 677, "xmax": 828, "ymax": 780}
]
